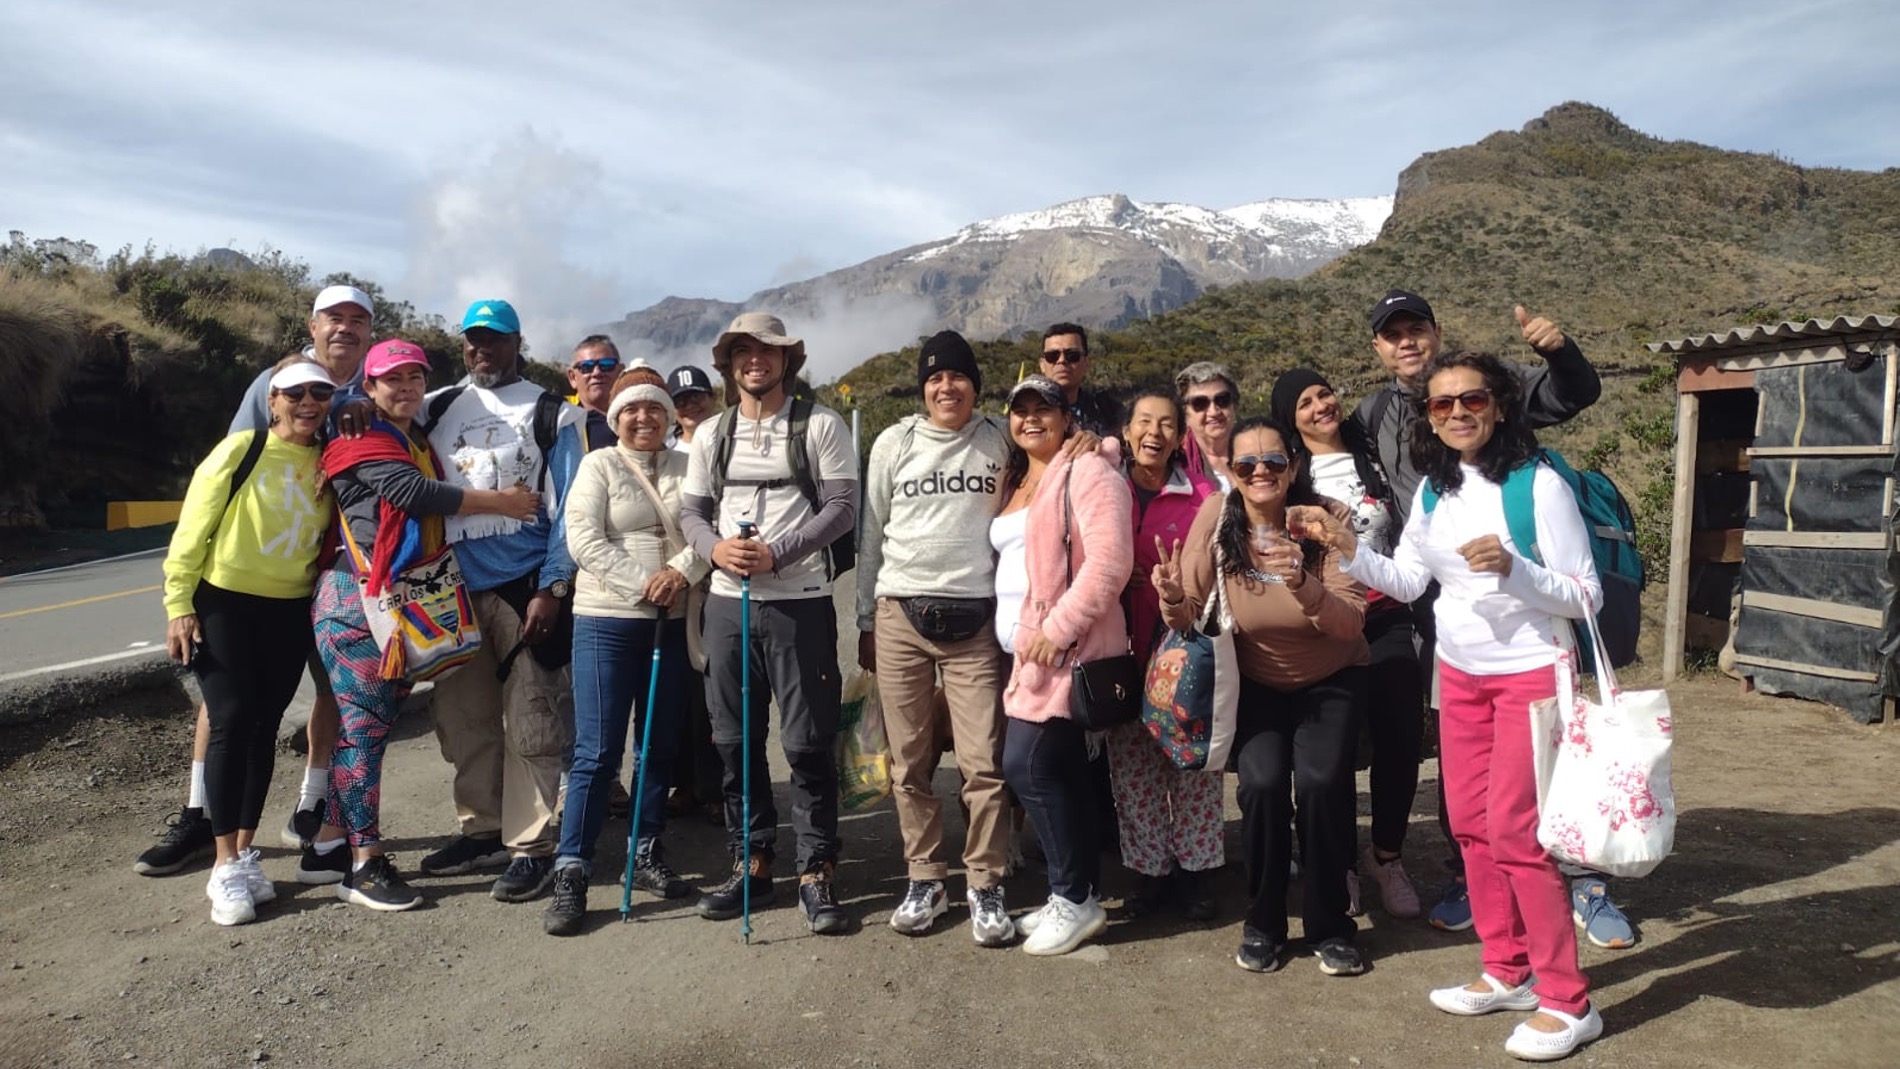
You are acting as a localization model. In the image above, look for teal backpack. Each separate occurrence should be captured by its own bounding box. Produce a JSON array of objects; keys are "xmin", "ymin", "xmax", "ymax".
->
[{"xmin": 1422, "ymin": 448, "xmax": 1643, "ymax": 673}]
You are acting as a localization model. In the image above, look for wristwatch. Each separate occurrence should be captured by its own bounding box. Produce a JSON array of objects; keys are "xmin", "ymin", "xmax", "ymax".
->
[{"xmin": 546, "ymin": 579, "xmax": 573, "ymax": 600}]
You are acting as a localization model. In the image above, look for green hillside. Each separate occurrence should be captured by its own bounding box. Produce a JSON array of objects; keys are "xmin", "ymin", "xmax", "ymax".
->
[{"xmin": 824, "ymin": 102, "xmax": 1900, "ymax": 583}]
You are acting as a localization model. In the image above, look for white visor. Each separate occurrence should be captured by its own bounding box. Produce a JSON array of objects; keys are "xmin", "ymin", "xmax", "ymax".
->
[{"xmin": 269, "ymin": 361, "xmax": 338, "ymax": 392}]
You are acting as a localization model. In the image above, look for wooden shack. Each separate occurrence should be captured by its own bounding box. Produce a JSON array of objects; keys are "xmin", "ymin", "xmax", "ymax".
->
[{"xmin": 1654, "ymin": 315, "xmax": 1899, "ymax": 723}]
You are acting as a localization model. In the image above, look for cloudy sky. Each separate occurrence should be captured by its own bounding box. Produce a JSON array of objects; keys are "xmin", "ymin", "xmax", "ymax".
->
[{"xmin": 5, "ymin": 0, "xmax": 1895, "ymax": 348}]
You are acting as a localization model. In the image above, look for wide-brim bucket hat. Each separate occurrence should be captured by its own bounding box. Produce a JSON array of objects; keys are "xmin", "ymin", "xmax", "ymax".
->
[{"xmin": 712, "ymin": 312, "xmax": 807, "ymax": 400}]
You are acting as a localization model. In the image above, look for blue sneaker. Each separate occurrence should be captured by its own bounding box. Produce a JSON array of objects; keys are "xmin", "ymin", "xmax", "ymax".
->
[
  {"xmin": 1571, "ymin": 878, "xmax": 1636, "ymax": 949},
  {"xmin": 1429, "ymin": 877, "xmax": 1473, "ymax": 932}
]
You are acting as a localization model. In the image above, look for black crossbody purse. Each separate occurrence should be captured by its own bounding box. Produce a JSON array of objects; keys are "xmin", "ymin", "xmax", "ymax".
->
[{"xmin": 1059, "ymin": 465, "xmax": 1142, "ymax": 730}]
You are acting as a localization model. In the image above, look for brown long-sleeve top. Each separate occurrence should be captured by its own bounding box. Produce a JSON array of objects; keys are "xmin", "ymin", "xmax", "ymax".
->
[{"xmin": 1160, "ymin": 494, "xmax": 1370, "ymax": 691}]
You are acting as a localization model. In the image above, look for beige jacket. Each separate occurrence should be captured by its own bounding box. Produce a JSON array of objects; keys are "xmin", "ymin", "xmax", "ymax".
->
[{"xmin": 564, "ymin": 446, "xmax": 709, "ymax": 658}]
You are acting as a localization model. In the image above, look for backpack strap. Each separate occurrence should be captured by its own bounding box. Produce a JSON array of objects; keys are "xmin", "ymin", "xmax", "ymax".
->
[
  {"xmin": 786, "ymin": 397, "xmax": 817, "ymax": 508},
  {"xmin": 1501, "ymin": 457, "xmax": 1545, "ymax": 566},
  {"xmin": 422, "ymin": 385, "xmax": 466, "ymax": 434},
  {"xmin": 207, "ymin": 428, "xmax": 271, "ymax": 546},
  {"xmin": 1365, "ymin": 387, "xmax": 1403, "ymax": 474},
  {"xmin": 531, "ymin": 391, "xmax": 567, "ymax": 493}
]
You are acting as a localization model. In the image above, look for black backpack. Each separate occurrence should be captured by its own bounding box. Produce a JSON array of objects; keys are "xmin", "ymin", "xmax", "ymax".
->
[{"xmin": 708, "ymin": 397, "xmax": 856, "ymax": 578}]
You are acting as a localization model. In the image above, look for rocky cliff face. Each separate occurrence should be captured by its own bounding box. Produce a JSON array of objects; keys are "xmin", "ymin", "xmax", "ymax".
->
[{"xmin": 606, "ymin": 193, "xmax": 1391, "ymax": 379}]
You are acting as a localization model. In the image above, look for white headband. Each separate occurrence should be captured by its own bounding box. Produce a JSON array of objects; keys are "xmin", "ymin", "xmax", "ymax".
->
[
  {"xmin": 606, "ymin": 383, "xmax": 676, "ymax": 428},
  {"xmin": 269, "ymin": 361, "xmax": 338, "ymax": 392}
]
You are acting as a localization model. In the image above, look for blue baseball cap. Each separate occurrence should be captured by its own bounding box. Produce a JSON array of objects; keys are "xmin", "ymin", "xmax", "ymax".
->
[{"xmin": 460, "ymin": 299, "xmax": 521, "ymax": 335}]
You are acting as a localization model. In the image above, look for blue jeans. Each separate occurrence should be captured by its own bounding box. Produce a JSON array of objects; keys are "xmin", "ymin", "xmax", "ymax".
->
[
  {"xmin": 1003, "ymin": 715, "xmax": 1099, "ymax": 904},
  {"xmin": 556, "ymin": 614, "xmax": 688, "ymax": 875}
]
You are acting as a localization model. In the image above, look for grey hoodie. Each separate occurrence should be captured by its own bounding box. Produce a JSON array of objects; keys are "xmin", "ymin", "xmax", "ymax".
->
[{"xmin": 855, "ymin": 413, "xmax": 1012, "ymax": 631}]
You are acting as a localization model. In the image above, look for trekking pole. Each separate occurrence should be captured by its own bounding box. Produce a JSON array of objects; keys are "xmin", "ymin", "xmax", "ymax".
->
[
  {"xmin": 620, "ymin": 604, "xmax": 670, "ymax": 922},
  {"xmin": 737, "ymin": 520, "xmax": 757, "ymax": 945}
]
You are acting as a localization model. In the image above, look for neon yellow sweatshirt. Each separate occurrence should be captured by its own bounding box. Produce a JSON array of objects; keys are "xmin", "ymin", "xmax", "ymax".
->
[{"xmin": 162, "ymin": 430, "xmax": 333, "ymax": 619}]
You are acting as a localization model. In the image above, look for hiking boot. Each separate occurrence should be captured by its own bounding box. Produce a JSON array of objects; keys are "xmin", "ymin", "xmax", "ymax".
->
[
  {"xmin": 1430, "ymin": 876, "xmax": 1474, "ymax": 932},
  {"xmin": 629, "ymin": 839, "xmax": 695, "ymax": 900},
  {"xmin": 337, "ymin": 855, "xmax": 422, "ymax": 912},
  {"xmin": 1571, "ymin": 879, "xmax": 1637, "ymax": 949},
  {"xmin": 418, "ymin": 834, "xmax": 509, "ymax": 876},
  {"xmin": 1362, "ymin": 847, "xmax": 1422, "ymax": 919},
  {"xmin": 134, "ymin": 806, "xmax": 213, "ymax": 876},
  {"xmin": 235, "ymin": 847, "xmax": 275, "ymax": 905},
  {"xmin": 543, "ymin": 866, "xmax": 588, "ymax": 935},
  {"xmin": 967, "ymin": 885, "xmax": 1015, "ymax": 947},
  {"xmin": 1122, "ymin": 872, "xmax": 1174, "ymax": 918},
  {"xmin": 297, "ymin": 842, "xmax": 350, "ymax": 885},
  {"xmin": 698, "ymin": 856, "xmax": 775, "ymax": 920},
  {"xmin": 798, "ymin": 862, "xmax": 849, "ymax": 935},
  {"xmin": 1021, "ymin": 893, "xmax": 1106, "ymax": 956},
  {"xmin": 492, "ymin": 856, "xmax": 556, "ymax": 903},
  {"xmin": 288, "ymin": 800, "xmax": 327, "ymax": 850},
  {"xmin": 1235, "ymin": 926, "xmax": 1284, "ymax": 973},
  {"xmin": 888, "ymin": 879, "xmax": 948, "ymax": 935},
  {"xmin": 1314, "ymin": 937, "xmax": 1367, "ymax": 977},
  {"xmin": 205, "ymin": 860, "xmax": 256, "ymax": 927},
  {"xmin": 1175, "ymin": 867, "xmax": 1216, "ymax": 923}
]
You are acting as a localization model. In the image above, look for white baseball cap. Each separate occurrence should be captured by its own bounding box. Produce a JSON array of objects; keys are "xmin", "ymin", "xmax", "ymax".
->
[{"xmin": 312, "ymin": 284, "xmax": 374, "ymax": 318}]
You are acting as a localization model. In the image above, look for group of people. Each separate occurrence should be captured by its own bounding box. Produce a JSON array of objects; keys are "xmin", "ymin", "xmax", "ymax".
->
[{"xmin": 148, "ymin": 280, "xmax": 1637, "ymax": 1060}]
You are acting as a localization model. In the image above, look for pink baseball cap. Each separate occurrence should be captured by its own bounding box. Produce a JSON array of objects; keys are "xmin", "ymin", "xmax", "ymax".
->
[{"xmin": 364, "ymin": 339, "xmax": 431, "ymax": 379}]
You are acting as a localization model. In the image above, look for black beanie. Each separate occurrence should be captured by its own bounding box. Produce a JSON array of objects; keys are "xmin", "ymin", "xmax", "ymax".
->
[
  {"xmin": 918, "ymin": 330, "xmax": 982, "ymax": 393},
  {"xmin": 1269, "ymin": 367, "xmax": 1331, "ymax": 434}
]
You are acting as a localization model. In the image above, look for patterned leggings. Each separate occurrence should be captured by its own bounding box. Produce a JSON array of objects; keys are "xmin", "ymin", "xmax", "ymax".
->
[
  {"xmin": 1105, "ymin": 721, "xmax": 1225, "ymax": 877},
  {"xmin": 312, "ymin": 568, "xmax": 408, "ymax": 848}
]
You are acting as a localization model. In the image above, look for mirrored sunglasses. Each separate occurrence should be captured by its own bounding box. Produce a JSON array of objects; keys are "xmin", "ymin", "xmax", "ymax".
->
[{"xmin": 1231, "ymin": 452, "xmax": 1291, "ymax": 479}]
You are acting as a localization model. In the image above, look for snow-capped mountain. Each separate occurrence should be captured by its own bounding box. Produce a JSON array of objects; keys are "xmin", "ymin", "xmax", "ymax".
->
[{"xmin": 607, "ymin": 193, "xmax": 1392, "ymax": 380}]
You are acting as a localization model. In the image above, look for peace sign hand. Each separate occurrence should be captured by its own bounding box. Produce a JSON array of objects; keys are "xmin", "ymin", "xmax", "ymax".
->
[{"xmin": 1152, "ymin": 536, "xmax": 1186, "ymax": 606}]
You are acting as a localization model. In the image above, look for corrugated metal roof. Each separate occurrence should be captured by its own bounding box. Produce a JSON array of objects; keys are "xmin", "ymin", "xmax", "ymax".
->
[{"xmin": 1650, "ymin": 314, "xmax": 1899, "ymax": 354}]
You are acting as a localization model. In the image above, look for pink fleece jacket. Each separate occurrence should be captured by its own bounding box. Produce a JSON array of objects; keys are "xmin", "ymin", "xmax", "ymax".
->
[{"xmin": 1002, "ymin": 447, "xmax": 1135, "ymax": 722}]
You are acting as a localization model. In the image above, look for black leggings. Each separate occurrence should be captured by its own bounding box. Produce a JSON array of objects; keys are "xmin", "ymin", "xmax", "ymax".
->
[
  {"xmin": 1363, "ymin": 606, "xmax": 1424, "ymax": 855},
  {"xmin": 1234, "ymin": 666, "xmax": 1365, "ymax": 946},
  {"xmin": 192, "ymin": 582, "xmax": 313, "ymax": 837}
]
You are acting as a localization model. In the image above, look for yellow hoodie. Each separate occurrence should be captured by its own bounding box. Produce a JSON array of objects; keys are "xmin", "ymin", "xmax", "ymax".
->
[{"xmin": 162, "ymin": 430, "xmax": 332, "ymax": 619}]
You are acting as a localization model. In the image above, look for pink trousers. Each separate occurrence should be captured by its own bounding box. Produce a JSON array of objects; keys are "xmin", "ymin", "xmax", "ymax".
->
[{"xmin": 1438, "ymin": 662, "xmax": 1589, "ymax": 1015}]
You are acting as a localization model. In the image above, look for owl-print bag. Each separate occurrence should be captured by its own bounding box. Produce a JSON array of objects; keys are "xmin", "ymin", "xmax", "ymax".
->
[{"xmin": 1140, "ymin": 535, "xmax": 1240, "ymax": 772}]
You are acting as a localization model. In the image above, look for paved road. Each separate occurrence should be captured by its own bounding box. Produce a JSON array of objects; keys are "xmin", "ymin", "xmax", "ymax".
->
[{"xmin": 0, "ymin": 548, "xmax": 171, "ymax": 681}]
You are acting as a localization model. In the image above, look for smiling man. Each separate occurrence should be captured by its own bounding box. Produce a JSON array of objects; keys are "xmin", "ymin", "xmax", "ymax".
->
[
  {"xmin": 855, "ymin": 329, "xmax": 1017, "ymax": 945},
  {"xmin": 680, "ymin": 312, "xmax": 858, "ymax": 934},
  {"xmin": 414, "ymin": 299, "xmax": 587, "ymax": 908}
]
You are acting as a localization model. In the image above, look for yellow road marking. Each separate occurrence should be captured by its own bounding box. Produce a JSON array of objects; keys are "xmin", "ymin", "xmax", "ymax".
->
[{"xmin": 0, "ymin": 585, "xmax": 162, "ymax": 620}]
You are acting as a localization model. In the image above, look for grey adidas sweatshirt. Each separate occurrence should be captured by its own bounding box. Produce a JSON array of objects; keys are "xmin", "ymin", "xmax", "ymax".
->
[{"xmin": 855, "ymin": 413, "xmax": 1012, "ymax": 631}]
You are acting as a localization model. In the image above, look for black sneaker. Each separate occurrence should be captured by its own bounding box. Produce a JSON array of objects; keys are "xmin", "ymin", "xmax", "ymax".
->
[
  {"xmin": 133, "ymin": 806, "xmax": 213, "ymax": 876},
  {"xmin": 296, "ymin": 842, "xmax": 351, "ymax": 885},
  {"xmin": 290, "ymin": 800, "xmax": 327, "ymax": 849},
  {"xmin": 337, "ymin": 855, "xmax": 422, "ymax": 912},
  {"xmin": 629, "ymin": 840, "xmax": 695, "ymax": 900},
  {"xmin": 544, "ymin": 866, "xmax": 587, "ymax": 936},
  {"xmin": 1314, "ymin": 937, "xmax": 1367, "ymax": 977},
  {"xmin": 1235, "ymin": 926, "xmax": 1285, "ymax": 973},
  {"xmin": 418, "ymin": 834, "xmax": 509, "ymax": 876},
  {"xmin": 697, "ymin": 856, "xmax": 775, "ymax": 920},
  {"xmin": 798, "ymin": 862, "xmax": 849, "ymax": 935},
  {"xmin": 492, "ymin": 856, "xmax": 556, "ymax": 903}
]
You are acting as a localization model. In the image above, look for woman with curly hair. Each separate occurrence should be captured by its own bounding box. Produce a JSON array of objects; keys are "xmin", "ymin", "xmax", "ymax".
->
[{"xmin": 1291, "ymin": 351, "xmax": 1604, "ymax": 1061}]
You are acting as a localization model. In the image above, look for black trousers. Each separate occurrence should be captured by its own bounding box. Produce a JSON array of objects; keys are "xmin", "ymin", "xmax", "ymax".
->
[
  {"xmin": 1234, "ymin": 666, "xmax": 1365, "ymax": 945},
  {"xmin": 193, "ymin": 582, "xmax": 313, "ymax": 837},
  {"xmin": 1364, "ymin": 605, "xmax": 1424, "ymax": 855},
  {"xmin": 702, "ymin": 594, "xmax": 842, "ymax": 872}
]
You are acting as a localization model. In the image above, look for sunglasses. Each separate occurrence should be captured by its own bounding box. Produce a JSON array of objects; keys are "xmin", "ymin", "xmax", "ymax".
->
[
  {"xmin": 1041, "ymin": 348, "xmax": 1086, "ymax": 365},
  {"xmin": 275, "ymin": 384, "xmax": 336, "ymax": 403},
  {"xmin": 1425, "ymin": 389, "xmax": 1493, "ymax": 419},
  {"xmin": 572, "ymin": 357, "xmax": 620, "ymax": 374},
  {"xmin": 1231, "ymin": 452, "xmax": 1291, "ymax": 479},
  {"xmin": 1186, "ymin": 390, "xmax": 1236, "ymax": 412}
]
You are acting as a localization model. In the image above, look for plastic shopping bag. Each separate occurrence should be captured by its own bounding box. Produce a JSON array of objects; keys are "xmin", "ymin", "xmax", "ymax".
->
[
  {"xmin": 1529, "ymin": 620, "xmax": 1675, "ymax": 878},
  {"xmin": 837, "ymin": 671, "xmax": 893, "ymax": 812}
]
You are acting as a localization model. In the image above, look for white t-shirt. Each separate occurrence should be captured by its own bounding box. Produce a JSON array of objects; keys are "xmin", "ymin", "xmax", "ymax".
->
[
  {"xmin": 990, "ymin": 509, "xmax": 1030, "ymax": 654},
  {"xmin": 1344, "ymin": 463, "xmax": 1601, "ymax": 675},
  {"xmin": 683, "ymin": 403, "xmax": 858, "ymax": 601},
  {"xmin": 1308, "ymin": 451, "xmax": 1394, "ymax": 556}
]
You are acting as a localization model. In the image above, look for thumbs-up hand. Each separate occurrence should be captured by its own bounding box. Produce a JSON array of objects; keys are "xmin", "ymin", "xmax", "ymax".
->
[{"xmin": 1515, "ymin": 305, "xmax": 1566, "ymax": 354}]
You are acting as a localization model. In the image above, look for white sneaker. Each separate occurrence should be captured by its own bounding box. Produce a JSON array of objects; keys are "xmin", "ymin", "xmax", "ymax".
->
[
  {"xmin": 967, "ymin": 885, "xmax": 1015, "ymax": 947},
  {"xmin": 1430, "ymin": 973, "xmax": 1541, "ymax": 1016},
  {"xmin": 1021, "ymin": 893, "xmax": 1106, "ymax": 956},
  {"xmin": 236, "ymin": 847, "xmax": 275, "ymax": 905},
  {"xmin": 206, "ymin": 861, "xmax": 256, "ymax": 926},
  {"xmin": 1505, "ymin": 1004, "xmax": 1603, "ymax": 1061},
  {"xmin": 1016, "ymin": 900, "xmax": 1050, "ymax": 936},
  {"xmin": 888, "ymin": 879, "xmax": 948, "ymax": 935}
]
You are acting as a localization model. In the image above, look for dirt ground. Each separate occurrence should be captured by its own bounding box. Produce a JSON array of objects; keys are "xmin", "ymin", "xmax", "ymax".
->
[{"xmin": 2, "ymin": 671, "xmax": 1897, "ymax": 1069}]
